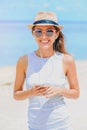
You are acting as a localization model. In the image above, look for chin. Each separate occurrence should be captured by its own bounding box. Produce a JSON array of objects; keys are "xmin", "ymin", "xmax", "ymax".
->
[{"xmin": 41, "ymin": 45, "xmax": 50, "ymax": 49}]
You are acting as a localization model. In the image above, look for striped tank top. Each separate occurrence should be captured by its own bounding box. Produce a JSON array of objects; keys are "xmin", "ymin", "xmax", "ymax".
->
[{"xmin": 26, "ymin": 51, "xmax": 72, "ymax": 130}]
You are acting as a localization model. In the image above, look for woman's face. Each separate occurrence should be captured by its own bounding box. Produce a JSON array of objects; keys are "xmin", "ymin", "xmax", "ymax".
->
[{"xmin": 32, "ymin": 25, "xmax": 58, "ymax": 49}]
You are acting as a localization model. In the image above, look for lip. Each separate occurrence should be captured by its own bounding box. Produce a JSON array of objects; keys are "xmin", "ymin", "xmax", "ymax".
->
[{"xmin": 40, "ymin": 40, "xmax": 49, "ymax": 44}]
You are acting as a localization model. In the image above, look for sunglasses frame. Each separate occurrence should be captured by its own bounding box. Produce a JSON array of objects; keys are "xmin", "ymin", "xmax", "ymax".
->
[{"xmin": 33, "ymin": 28, "xmax": 56, "ymax": 38}]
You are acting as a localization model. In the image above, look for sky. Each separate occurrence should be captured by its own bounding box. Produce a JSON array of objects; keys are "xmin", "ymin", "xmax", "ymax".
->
[
  {"xmin": 0, "ymin": 0, "xmax": 87, "ymax": 22},
  {"xmin": 0, "ymin": 0, "xmax": 87, "ymax": 65}
]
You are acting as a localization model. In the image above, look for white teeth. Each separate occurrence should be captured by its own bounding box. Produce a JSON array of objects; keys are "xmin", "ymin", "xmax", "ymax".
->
[{"xmin": 41, "ymin": 41, "xmax": 48, "ymax": 43}]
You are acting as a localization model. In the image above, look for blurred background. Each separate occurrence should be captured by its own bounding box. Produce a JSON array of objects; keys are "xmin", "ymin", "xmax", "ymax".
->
[
  {"xmin": 0, "ymin": 0, "xmax": 87, "ymax": 66},
  {"xmin": 0, "ymin": 1, "xmax": 87, "ymax": 130}
]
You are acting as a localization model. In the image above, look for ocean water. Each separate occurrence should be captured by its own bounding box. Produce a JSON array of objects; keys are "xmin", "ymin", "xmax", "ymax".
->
[{"xmin": 0, "ymin": 21, "xmax": 87, "ymax": 66}]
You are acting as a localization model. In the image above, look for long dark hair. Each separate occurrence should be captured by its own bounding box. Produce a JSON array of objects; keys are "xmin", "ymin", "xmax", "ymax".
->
[{"xmin": 53, "ymin": 26, "xmax": 67, "ymax": 54}]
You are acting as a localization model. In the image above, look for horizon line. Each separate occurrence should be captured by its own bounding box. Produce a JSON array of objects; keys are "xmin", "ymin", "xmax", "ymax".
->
[{"xmin": 0, "ymin": 20, "xmax": 87, "ymax": 24}]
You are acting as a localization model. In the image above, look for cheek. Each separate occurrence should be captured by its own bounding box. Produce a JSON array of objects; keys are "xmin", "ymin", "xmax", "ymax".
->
[
  {"xmin": 34, "ymin": 37, "xmax": 39, "ymax": 43},
  {"xmin": 51, "ymin": 36, "xmax": 56, "ymax": 43},
  {"xmin": 34, "ymin": 38, "xmax": 41, "ymax": 47}
]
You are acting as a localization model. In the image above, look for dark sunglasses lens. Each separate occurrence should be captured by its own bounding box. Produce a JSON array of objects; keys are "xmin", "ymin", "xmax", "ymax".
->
[
  {"xmin": 35, "ymin": 30, "xmax": 42, "ymax": 37},
  {"xmin": 34, "ymin": 29, "xmax": 54, "ymax": 37},
  {"xmin": 46, "ymin": 29, "xmax": 54, "ymax": 37}
]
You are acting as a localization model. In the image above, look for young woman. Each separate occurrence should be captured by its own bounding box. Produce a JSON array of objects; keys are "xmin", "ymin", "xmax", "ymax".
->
[{"xmin": 14, "ymin": 12, "xmax": 79, "ymax": 130}]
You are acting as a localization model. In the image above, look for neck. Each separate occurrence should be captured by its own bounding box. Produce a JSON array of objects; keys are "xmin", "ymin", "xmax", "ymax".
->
[{"xmin": 36, "ymin": 48, "xmax": 55, "ymax": 58}]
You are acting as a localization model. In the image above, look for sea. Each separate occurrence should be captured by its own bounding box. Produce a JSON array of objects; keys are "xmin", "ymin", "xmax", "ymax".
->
[{"xmin": 0, "ymin": 21, "xmax": 87, "ymax": 66}]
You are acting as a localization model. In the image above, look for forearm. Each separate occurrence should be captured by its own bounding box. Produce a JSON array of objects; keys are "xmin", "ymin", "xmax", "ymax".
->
[
  {"xmin": 61, "ymin": 87, "xmax": 80, "ymax": 99},
  {"xmin": 14, "ymin": 89, "xmax": 32, "ymax": 100}
]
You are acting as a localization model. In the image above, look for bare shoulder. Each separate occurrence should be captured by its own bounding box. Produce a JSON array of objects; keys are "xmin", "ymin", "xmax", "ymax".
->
[
  {"xmin": 17, "ymin": 55, "xmax": 28, "ymax": 73},
  {"xmin": 63, "ymin": 54, "xmax": 75, "ymax": 66},
  {"xmin": 17, "ymin": 55, "xmax": 28, "ymax": 64},
  {"xmin": 62, "ymin": 54, "xmax": 76, "ymax": 74}
]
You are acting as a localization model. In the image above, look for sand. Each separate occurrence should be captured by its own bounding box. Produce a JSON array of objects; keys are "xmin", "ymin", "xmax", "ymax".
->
[{"xmin": 0, "ymin": 61, "xmax": 87, "ymax": 130}]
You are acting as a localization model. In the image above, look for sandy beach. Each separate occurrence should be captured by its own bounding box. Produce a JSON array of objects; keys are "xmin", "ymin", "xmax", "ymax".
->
[{"xmin": 0, "ymin": 61, "xmax": 87, "ymax": 130}]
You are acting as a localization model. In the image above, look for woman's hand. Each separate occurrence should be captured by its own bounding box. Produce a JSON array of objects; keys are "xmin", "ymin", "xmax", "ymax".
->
[
  {"xmin": 41, "ymin": 85, "xmax": 62, "ymax": 98},
  {"xmin": 29, "ymin": 85, "xmax": 49, "ymax": 96}
]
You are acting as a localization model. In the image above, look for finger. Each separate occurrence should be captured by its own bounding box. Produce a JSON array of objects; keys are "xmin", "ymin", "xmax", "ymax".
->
[
  {"xmin": 42, "ymin": 92, "xmax": 48, "ymax": 95},
  {"xmin": 38, "ymin": 93, "xmax": 42, "ymax": 96},
  {"xmin": 39, "ymin": 89, "xmax": 47, "ymax": 94},
  {"xmin": 35, "ymin": 86, "xmax": 42, "ymax": 90},
  {"xmin": 46, "ymin": 89, "xmax": 53, "ymax": 94},
  {"xmin": 35, "ymin": 85, "xmax": 41, "ymax": 88}
]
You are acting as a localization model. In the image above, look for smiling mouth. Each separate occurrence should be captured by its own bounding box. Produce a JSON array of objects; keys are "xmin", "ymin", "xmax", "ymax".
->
[{"xmin": 41, "ymin": 40, "xmax": 50, "ymax": 44}]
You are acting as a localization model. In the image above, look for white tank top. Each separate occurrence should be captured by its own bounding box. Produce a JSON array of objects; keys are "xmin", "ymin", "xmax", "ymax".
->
[{"xmin": 26, "ymin": 51, "xmax": 68, "ymax": 130}]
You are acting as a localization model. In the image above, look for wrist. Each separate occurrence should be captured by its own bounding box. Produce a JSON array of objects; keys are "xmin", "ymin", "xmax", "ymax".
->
[
  {"xmin": 27, "ymin": 88, "xmax": 33, "ymax": 97},
  {"xmin": 57, "ymin": 87, "xmax": 63, "ymax": 95}
]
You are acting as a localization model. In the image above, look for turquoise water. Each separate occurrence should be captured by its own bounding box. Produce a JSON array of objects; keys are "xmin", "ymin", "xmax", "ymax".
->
[{"xmin": 0, "ymin": 21, "xmax": 87, "ymax": 66}]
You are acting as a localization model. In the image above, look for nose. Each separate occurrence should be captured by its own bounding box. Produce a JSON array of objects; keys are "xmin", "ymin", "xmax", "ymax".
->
[{"xmin": 41, "ymin": 32, "xmax": 47, "ymax": 38}]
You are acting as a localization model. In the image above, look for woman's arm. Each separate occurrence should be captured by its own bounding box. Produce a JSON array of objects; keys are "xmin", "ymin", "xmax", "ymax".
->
[
  {"xmin": 13, "ymin": 55, "xmax": 47, "ymax": 100},
  {"xmin": 43, "ymin": 55, "xmax": 80, "ymax": 99},
  {"xmin": 61, "ymin": 54, "xmax": 80, "ymax": 99},
  {"xmin": 13, "ymin": 55, "xmax": 31, "ymax": 100}
]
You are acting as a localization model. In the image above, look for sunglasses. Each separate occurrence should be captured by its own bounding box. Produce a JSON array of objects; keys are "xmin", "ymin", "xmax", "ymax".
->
[{"xmin": 33, "ymin": 29, "xmax": 56, "ymax": 37}]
